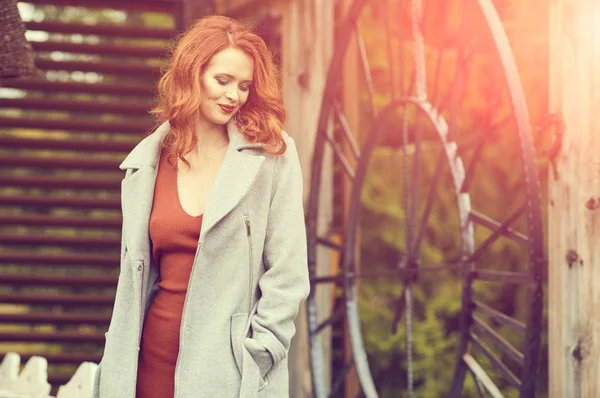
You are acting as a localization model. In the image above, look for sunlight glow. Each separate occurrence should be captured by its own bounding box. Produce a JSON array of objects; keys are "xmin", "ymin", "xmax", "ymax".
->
[{"xmin": 577, "ymin": 3, "xmax": 600, "ymax": 55}]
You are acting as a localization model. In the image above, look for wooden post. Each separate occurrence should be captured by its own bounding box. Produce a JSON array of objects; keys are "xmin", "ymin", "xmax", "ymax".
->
[
  {"xmin": 548, "ymin": 0, "xmax": 600, "ymax": 396},
  {"xmin": 280, "ymin": 0, "xmax": 335, "ymax": 396}
]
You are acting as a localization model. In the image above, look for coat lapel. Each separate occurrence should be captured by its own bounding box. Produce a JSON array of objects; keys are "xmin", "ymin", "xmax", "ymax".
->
[
  {"xmin": 120, "ymin": 166, "xmax": 158, "ymax": 262},
  {"xmin": 200, "ymin": 142, "xmax": 264, "ymax": 239},
  {"xmin": 119, "ymin": 120, "xmax": 265, "ymax": 260},
  {"xmin": 119, "ymin": 122, "xmax": 167, "ymax": 261}
]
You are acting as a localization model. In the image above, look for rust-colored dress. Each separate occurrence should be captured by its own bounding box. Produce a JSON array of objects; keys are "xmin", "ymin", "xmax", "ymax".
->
[{"xmin": 136, "ymin": 152, "xmax": 203, "ymax": 398}]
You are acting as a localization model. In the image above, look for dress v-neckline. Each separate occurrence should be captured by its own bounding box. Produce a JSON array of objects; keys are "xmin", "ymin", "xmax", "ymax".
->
[{"xmin": 170, "ymin": 158, "xmax": 204, "ymax": 219}]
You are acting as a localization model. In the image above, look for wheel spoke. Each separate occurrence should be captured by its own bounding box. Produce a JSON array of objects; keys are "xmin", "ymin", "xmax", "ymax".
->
[
  {"xmin": 315, "ymin": 304, "xmax": 346, "ymax": 334},
  {"xmin": 408, "ymin": 112, "xmax": 423, "ymax": 260},
  {"xmin": 471, "ymin": 372, "xmax": 488, "ymax": 398},
  {"xmin": 316, "ymin": 236, "xmax": 344, "ymax": 252},
  {"xmin": 403, "ymin": 4, "xmax": 426, "ymax": 394},
  {"xmin": 435, "ymin": 49, "xmax": 464, "ymax": 112},
  {"xmin": 470, "ymin": 211, "xmax": 529, "ymax": 244},
  {"xmin": 460, "ymin": 132, "xmax": 487, "ymax": 193},
  {"xmin": 384, "ymin": 0, "xmax": 396, "ymax": 100},
  {"xmin": 470, "ymin": 333, "xmax": 521, "ymax": 388},
  {"xmin": 458, "ymin": 110, "xmax": 497, "ymax": 193},
  {"xmin": 329, "ymin": 358, "xmax": 355, "ymax": 398},
  {"xmin": 312, "ymin": 274, "xmax": 344, "ymax": 285},
  {"xmin": 355, "ymin": 25, "xmax": 377, "ymax": 118},
  {"xmin": 437, "ymin": 36, "xmax": 471, "ymax": 140},
  {"xmin": 391, "ymin": 287, "xmax": 405, "ymax": 335},
  {"xmin": 473, "ymin": 270, "xmax": 529, "ymax": 284},
  {"xmin": 430, "ymin": 45, "xmax": 444, "ymax": 109},
  {"xmin": 473, "ymin": 316, "xmax": 524, "ymax": 367},
  {"xmin": 344, "ymin": 262, "xmax": 462, "ymax": 281},
  {"xmin": 473, "ymin": 300, "xmax": 526, "ymax": 334},
  {"xmin": 412, "ymin": 149, "xmax": 445, "ymax": 255},
  {"xmin": 405, "ymin": 68, "xmax": 416, "ymax": 98},
  {"xmin": 465, "ymin": 206, "xmax": 526, "ymax": 263},
  {"xmin": 462, "ymin": 353, "xmax": 505, "ymax": 398},
  {"xmin": 398, "ymin": 11, "xmax": 406, "ymax": 97},
  {"xmin": 333, "ymin": 101, "xmax": 362, "ymax": 160},
  {"xmin": 457, "ymin": 115, "xmax": 512, "ymax": 155},
  {"xmin": 404, "ymin": 285, "xmax": 415, "ymax": 398},
  {"xmin": 325, "ymin": 131, "xmax": 356, "ymax": 180},
  {"xmin": 411, "ymin": 0, "xmax": 427, "ymax": 100}
]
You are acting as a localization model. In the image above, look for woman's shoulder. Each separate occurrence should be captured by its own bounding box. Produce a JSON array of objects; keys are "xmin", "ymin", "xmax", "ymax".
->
[
  {"xmin": 265, "ymin": 130, "xmax": 297, "ymax": 159},
  {"xmin": 264, "ymin": 130, "xmax": 302, "ymax": 180},
  {"xmin": 119, "ymin": 122, "xmax": 170, "ymax": 171}
]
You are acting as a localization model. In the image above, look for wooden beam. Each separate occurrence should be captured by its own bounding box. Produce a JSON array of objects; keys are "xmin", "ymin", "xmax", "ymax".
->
[
  {"xmin": 29, "ymin": 41, "xmax": 166, "ymax": 58},
  {"xmin": 1, "ymin": 135, "xmax": 135, "ymax": 153},
  {"xmin": 0, "ymin": 194, "xmax": 120, "ymax": 209},
  {"xmin": 0, "ymin": 116, "xmax": 151, "ymax": 134},
  {"xmin": 0, "ymin": 213, "xmax": 122, "ymax": 229},
  {"xmin": 0, "ymin": 97, "xmax": 151, "ymax": 115},
  {"xmin": 0, "ymin": 293, "xmax": 114, "ymax": 306},
  {"xmin": 24, "ymin": 21, "xmax": 174, "ymax": 39},
  {"xmin": 280, "ymin": 0, "xmax": 334, "ymax": 396},
  {"xmin": 0, "ymin": 78, "xmax": 155, "ymax": 96},
  {"xmin": 24, "ymin": 0, "xmax": 177, "ymax": 13},
  {"xmin": 33, "ymin": 58, "xmax": 161, "ymax": 78},
  {"xmin": 548, "ymin": 0, "xmax": 600, "ymax": 396}
]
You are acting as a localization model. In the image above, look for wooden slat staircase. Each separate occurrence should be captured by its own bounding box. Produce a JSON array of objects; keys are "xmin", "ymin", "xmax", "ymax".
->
[{"xmin": 0, "ymin": 0, "xmax": 182, "ymax": 392}]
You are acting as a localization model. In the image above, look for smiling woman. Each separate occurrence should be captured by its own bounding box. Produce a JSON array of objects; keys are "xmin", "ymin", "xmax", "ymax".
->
[
  {"xmin": 199, "ymin": 47, "xmax": 254, "ymax": 124},
  {"xmin": 152, "ymin": 15, "xmax": 287, "ymax": 169},
  {"xmin": 93, "ymin": 15, "xmax": 309, "ymax": 398}
]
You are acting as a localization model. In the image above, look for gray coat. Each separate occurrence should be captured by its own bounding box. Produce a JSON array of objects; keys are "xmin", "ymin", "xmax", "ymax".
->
[{"xmin": 93, "ymin": 120, "xmax": 310, "ymax": 398}]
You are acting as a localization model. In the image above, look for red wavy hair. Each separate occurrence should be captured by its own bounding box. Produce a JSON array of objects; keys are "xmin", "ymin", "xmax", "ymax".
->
[{"xmin": 151, "ymin": 15, "xmax": 286, "ymax": 163}]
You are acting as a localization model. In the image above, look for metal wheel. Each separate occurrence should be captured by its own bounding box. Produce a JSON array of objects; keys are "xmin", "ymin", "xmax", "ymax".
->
[{"xmin": 305, "ymin": 0, "xmax": 544, "ymax": 397}]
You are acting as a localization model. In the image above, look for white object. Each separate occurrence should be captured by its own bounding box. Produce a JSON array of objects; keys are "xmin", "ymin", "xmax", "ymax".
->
[
  {"xmin": 0, "ymin": 353, "xmax": 20, "ymax": 390},
  {"xmin": 56, "ymin": 362, "xmax": 98, "ymax": 398},
  {"xmin": 1, "ymin": 356, "xmax": 51, "ymax": 398}
]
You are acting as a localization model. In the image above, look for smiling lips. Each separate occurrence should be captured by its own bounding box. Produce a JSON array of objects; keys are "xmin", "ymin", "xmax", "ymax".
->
[{"xmin": 218, "ymin": 104, "xmax": 235, "ymax": 114}]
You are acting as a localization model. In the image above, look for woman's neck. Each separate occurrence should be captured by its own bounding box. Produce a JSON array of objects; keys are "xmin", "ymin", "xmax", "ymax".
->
[{"xmin": 191, "ymin": 118, "xmax": 229, "ymax": 159}]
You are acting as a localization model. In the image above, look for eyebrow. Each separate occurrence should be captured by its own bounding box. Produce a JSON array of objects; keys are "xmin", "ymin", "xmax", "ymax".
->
[{"xmin": 217, "ymin": 73, "xmax": 253, "ymax": 84}]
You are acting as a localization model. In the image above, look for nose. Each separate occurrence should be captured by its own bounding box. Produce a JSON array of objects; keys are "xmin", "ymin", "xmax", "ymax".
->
[{"xmin": 225, "ymin": 88, "xmax": 238, "ymax": 104}]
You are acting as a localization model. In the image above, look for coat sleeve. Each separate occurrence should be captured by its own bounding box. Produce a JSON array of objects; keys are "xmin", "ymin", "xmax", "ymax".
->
[
  {"xmin": 246, "ymin": 135, "xmax": 310, "ymax": 372},
  {"xmin": 92, "ymin": 363, "xmax": 101, "ymax": 398}
]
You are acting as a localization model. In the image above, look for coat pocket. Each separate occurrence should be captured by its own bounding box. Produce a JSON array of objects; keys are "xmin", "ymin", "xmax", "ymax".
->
[
  {"xmin": 230, "ymin": 313, "xmax": 248, "ymax": 376},
  {"xmin": 243, "ymin": 338, "xmax": 271, "ymax": 391}
]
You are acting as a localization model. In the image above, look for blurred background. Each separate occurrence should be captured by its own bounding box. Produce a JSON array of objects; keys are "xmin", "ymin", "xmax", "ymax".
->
[{"xmin": 0, "ymin": 0, "xmax": 557, "ymax": 397}]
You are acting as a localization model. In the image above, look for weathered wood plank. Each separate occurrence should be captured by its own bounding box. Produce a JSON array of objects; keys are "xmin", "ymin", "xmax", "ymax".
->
[
  {"xmin": 549, "ymin": 0, "xmax": 600, "ymax": 396},
  {"xmin": 280, "ymin": 0, "xmax": 334, "ymax": 396}
]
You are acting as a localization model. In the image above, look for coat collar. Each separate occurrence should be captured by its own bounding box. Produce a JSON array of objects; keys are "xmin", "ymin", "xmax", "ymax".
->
[
  {"xmin": 119, "ymin": 119, "xmax": 266, "ymax": 262},
  {"xmin": 119, "ymin": 119, "xmax": 262, "ymax": 171}
]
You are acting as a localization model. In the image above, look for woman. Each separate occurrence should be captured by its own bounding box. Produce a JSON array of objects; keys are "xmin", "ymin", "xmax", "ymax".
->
[{"xmin": 93, "ymin": 15, "xmax": 310, "ymax": 398}]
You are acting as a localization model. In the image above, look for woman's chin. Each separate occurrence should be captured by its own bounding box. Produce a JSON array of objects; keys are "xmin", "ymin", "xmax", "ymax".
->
[{"xmin": 206, "ymin": 115, "xmax": 233, "ymax": 126}]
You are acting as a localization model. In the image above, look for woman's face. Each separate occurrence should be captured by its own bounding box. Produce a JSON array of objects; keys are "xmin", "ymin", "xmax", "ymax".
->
[{"xmin": 199, "ymin": 47, "xmax": 254, "ymax": 125}]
